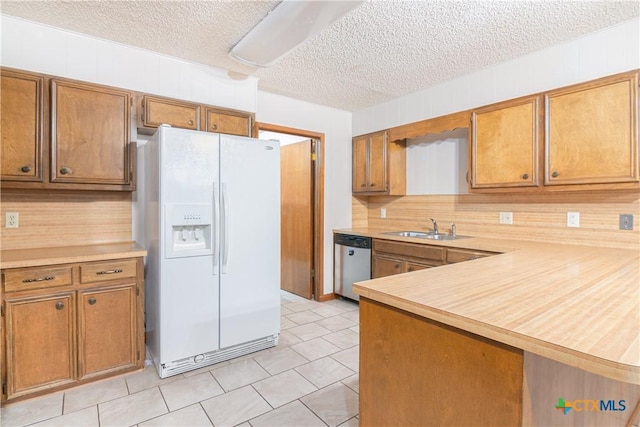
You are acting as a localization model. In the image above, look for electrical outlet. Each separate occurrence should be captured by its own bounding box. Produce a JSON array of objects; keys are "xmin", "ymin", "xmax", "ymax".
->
[
  {"xmin": 5, "ymin": 212, "xmax": 19, "ymax": 228},
  {"xmin": 499, "ymin": 212, "xmax": 513, "ymax": 225},
  {"xmin": 380, "ymin": 208, "xmax": 386, "ymax": 219},
  {"xmin": 619, "ymin": 214, "xmax": 634, "ymax": 230},
  {"xmin": 567, "ymin": 212, "xmax": 580, "ymax": 228}
]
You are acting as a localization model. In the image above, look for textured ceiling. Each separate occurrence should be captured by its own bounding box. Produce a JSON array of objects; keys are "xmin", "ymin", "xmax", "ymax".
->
[{"xmin": 2, "ymin": 0, "xmax": 639, "ymax": 111}]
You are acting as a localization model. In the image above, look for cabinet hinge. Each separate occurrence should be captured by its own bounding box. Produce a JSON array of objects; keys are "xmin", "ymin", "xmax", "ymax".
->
[
  {"xmin": 311, "ymin": 269, "xmax": 315, "ymax": 278},
  {"xmin": 136, "ymin": 286, "xmax": 139, "ymax": 296},
  {"xmin": 1, "ymin": 302, "xmax": 4, "ymax": 317},
  {"xmin": 2, "ymin": 383, "xmax": 6, "ymax": 395},
  {"xmin": 137, "ymin": 350, "xmax": 140, "ymax": 361},
  {"xmin": 311, "ymin": 152, "xmax": 317, "ymax": 161}
]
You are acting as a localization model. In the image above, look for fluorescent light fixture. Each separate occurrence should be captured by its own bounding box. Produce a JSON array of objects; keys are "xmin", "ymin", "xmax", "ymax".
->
[{"xmin": 229, "ymin": 0, "xmax": 363, "ymax": 67}]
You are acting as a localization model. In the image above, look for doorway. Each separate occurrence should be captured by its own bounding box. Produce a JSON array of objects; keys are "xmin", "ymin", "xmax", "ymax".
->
[{"xmin": 257, "ymin": 123, "xmax": 324, "ymax": 301}]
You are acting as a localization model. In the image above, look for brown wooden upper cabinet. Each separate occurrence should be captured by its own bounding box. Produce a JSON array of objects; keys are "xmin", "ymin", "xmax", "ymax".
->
[
  {"xmin": 352, "ymin": 130, "xmax": 406, "ymax": 195},
  {"xmin": 0, "ymin": 68, "xmax": 135, "ymax": 191},
  {"xmin": 139, "ymin": 95, "xmax": 253, "ymax": 137},
  {"xmin": 545, "ymin": 71, "xmax": 639, "ymax": 186},
  {"xmin": 471, "ymin": 95, "xmax": 540, "ymax": 189},
  {"xmin": 51, "ymin": 79, "xmax": 132, "ymax": 186},
  {"xmin": 1, "ymin": 69, "xmax": 44, "ymax": 183}
]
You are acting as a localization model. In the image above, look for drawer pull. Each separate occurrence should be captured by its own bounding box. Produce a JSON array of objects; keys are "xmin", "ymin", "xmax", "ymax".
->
[
  {"xmin": 552, "ymin": 171, "xmax": 560, "ymax": 178},
  {"xmin": 55, "ymin": 301, "xmax": 64, "ymax": 310},
  {"xmin": 60, "ymin": 167, "xmax": 73, "ymax": 175},
  {"xmin": 188, "ymin": 120, "xmax": 194, "ymax": 126},
  {"xmin": 96, "ymin": 269, "xmax": 123, "ymax": 275},
  {"xmin": 211, "ymin": 124, "xmax": 218, "ymax": 131},
  {"xmin": 88, "ymin": 297, "xmax": 97, "ymax": 305},
  {"xmin": 22, "ymin": 276, "xmax": 55, "ymax": 283},
  {"xmin": 522, "ymin": 173, "xmax": 529, "ymax": 180},
  {"xmin": 21, "ymin": 165, "xmax": 32, "ymax": 173}
]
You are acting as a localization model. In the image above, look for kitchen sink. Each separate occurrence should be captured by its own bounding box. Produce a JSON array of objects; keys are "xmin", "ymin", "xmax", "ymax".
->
[
  {"xmin": 383, "ymin": 231, "xmax": 470, "ymax": 240},
  {"xmin": 383, "ymin": 231, "xmax": 429, "ymax": 237}
]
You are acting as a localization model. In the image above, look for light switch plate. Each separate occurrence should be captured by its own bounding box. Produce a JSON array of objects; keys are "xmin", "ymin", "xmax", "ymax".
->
[
  {"xmin": 619, "ymin": 214, "xmax": 633, "ymax": 230},
  {"xmin": 499, "ymin": 212, "xmax": 513, "ymax": 225},
  {"xmin": 567, "ymin": 212, "xmax": 580, "ymax": 228}
]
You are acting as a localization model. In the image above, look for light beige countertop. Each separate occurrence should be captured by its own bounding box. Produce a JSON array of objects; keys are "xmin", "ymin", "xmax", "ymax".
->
[
  {"xmin": 339, "ymin": 228, "xmax": 640, "ymax": 385},
  {"xmin": 0, "ymin": 242, "xmax": 147, "ymax": 269}
]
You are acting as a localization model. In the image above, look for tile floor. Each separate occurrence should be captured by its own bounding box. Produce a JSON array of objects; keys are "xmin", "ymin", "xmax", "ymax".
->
[{"xmin": 1, "ymin": 292, "xmax": 360, "ymax": 427}]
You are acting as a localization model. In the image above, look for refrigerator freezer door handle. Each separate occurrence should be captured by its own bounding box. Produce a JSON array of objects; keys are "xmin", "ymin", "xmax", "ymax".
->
[
  {"xmin": 213, "ymin": 182, "xmax": 219, "ymax": 275},
  {"xmin": 222, "ymin": 182, "xmax": 229, "ymax": 274}
]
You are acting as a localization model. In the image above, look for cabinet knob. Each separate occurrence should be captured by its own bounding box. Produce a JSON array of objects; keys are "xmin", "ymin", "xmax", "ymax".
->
[
  {"xmin": 360, "ymin": 183, "xmax": 366, "ymax": 187},
  {"xmin": 211, "ymin": 124, "xmax": 218, "ymax": 131},
  {"xmin": 20, "ymin": 165, "xmax": 32, "ymax": 173},
  {"xmin": 394, "ymin": 263, "xmax": 400, "ymax": 269},
  {"xmin": 370, "ymin": 183, "xmax": 376, "ymax": 187},
  {"xmin": 60, "ymin": 167, "xmax": 73, "ymax": 175},
  {"xmin": 522, "ymin": 173, "xmax": 529, "ymax": 180},
  {"xmin": 552, "ymin": 171, "xmax": 560, "ymax": 178},
  {"xmin": 88, "ymin": 297, "xmax": 97, "ymax": 305},
  {"xmin": 188, "ymin": 120, "xmax": 194, "ymax": 126},
  {"xmin": 55, "ymin": 301, "xmax": 64, "ymax": 310}
]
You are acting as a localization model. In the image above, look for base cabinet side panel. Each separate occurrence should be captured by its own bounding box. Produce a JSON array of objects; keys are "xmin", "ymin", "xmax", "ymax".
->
[{"xmin": 359, "ymin": 298, "xmax": 523, "ymax": 427}]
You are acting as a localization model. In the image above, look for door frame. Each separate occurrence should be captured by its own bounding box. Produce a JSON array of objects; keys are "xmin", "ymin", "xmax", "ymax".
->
[{"xmin": 256, "ymin": 122, "xmax": 326, "ymax": 301}]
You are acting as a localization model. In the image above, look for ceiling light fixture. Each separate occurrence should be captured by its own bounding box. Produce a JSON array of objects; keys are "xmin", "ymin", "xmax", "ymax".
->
[{"xmin": 229, "ymin": 0, "xmax": 363, "ymax": 68}]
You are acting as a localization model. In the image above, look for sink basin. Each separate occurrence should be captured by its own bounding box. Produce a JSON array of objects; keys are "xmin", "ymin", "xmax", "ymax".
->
[{"xmin": 383, "ymin": 231, "xmax": 429, "ymax": 237}]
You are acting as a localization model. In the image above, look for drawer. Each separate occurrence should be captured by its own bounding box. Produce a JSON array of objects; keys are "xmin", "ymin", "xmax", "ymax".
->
[
  {"xmin": 3, "ymin": 266, "xmax": 73, "ymax": 292},
  {"xmin": 446, "ymin": 248, "xmax": 495, "ymax": 264},
  {"xmin": 374, "ymin": 239, "xmax": 445, "ymax": 262},
  {"xmin": 79, "ymin": 259, "xmax": 137, "ymax": 284}
]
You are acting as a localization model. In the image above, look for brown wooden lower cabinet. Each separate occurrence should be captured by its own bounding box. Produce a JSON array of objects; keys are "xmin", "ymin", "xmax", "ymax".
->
[
  {"xmin": 359, "ymin": 297, "xmax": 523, "ymax": 426},
  {"xmin": 1, "ymin": 257, "xmax": 144, "ymax": 402}
]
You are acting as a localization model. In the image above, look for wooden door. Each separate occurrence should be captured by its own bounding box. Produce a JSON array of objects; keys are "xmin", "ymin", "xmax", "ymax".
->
[
  {"xmin": 204, "ymin": 108, "xmax": 251, "ymax": 136},
  {"xmin": 352, "ymin": 135, "xmax": 368, "ymax": 193},
  {"xmin": 143, "ymin": 95, "xmax": 200, "ymax": 130},
  {"xmin": 78, "ymin": 285, "xmax": 137, "ymax": 379},
  {"xmin": 5, "ymin": 293, "xmax": 76, "ymax": 399},
  {"xmin": 1, "ymin": 69, "xmax": 44, "ymax": 182},
  {"xmin": 472, "ymin": 96, "xmax": 539, "ymax": 188},
  {"xmin": 367, "ymin": 131, "xmax": 387, "ymax": 193},
  {"xmin": 280, "ymin": 140, "xmax": 313, "ymax": 299},
  {"xmin": 51, "ymin": 79, "xmax": 131, "ymax": 185},
  {"xmin": 545, "ymin": 72, "xmax": 639, "ymax": 185}
]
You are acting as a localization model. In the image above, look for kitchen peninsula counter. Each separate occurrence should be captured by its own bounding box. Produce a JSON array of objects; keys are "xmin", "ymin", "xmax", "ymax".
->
[
  {"xmin": 0, "ymin": 242, "xmax": 147, "ymax": 269},
  {"xmin": 338, "ymin": 228, "xmax": 640, "ymax": 426}
]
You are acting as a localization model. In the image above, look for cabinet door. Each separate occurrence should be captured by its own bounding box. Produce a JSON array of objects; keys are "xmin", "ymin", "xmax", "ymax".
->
[
  {"xmin": 472, "ymin": 96, "xmax": 539, "ymax": 188},
  {"xmin": 373, "ymin": 255, "xmax": 405, "ymax": 278},
  {"xmin": 5, "ymin": 293, "xmax": 75, "ymax": 399},
  {"xmin": 545, "ymin": 72, "xmax": 639, "ymax": 185},
  {"xmin": 1, "ymin": 69, "xmax": 44, "ymax": 182},
  {"xmin": 352, "ymin": 135, "xmax": 369, "ymax": 193},
  {"xmin": 204, "ymin": 108, "xmax": 251, "ymax": 136},
  {"xmin": 77, "ymin": 285, "xmax": 137, "ymax": 380},
  {"xmin": 143, "ymin": 96, "xmax": 199, "ymax": 130},
  {"xmin": 51, "ymin": 80, "xmax": 131, "ymax": 185},
  {"xmin": 367, "ymin": 131, "xmax": 387, "ymax": 193}
]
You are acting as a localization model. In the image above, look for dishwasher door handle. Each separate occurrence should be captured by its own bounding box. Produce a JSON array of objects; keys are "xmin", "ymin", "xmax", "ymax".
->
[{"xmin": 348, "ymin": 249, "xmax": 355, "ymax": 256}]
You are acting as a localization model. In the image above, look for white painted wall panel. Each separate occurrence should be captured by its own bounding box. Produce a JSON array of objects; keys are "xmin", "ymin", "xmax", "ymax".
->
[{"xmin": 353, "ymin": 18, "xmax": 640, "ymax": 135}]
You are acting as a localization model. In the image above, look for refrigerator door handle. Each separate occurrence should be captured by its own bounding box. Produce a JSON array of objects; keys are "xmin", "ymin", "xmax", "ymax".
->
[
  {"xmin": 213, "ymin": 182, "xmax": 219, "ymax": 275},
  {"xmin": 221, "ymin": 182, "xmax": 229, "ymax": 274}
]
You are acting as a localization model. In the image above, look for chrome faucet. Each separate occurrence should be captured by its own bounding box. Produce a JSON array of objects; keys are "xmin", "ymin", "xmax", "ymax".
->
[
  {"xmin": 451, "ymin": 222, "xmax": 456, "ymax": 237},
  {"xmin": 429, "ymin": 218, "xmax": 439, "ymax": 234}
]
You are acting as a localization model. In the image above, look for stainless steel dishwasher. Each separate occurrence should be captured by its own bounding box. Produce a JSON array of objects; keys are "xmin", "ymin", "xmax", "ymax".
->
[{"xmin": 334, "ymin": 234, "xmax": 371, "ymax": 301}]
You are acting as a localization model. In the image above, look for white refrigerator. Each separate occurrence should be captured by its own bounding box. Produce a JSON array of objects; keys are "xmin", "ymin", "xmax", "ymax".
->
[{"xmin": 142, "ymin": 125, "xmax": 280, "ymax": 378}]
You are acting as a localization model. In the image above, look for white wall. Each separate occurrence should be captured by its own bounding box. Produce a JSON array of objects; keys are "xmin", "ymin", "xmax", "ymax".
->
[
  {"xmin": 353, "ymin": 18, "xmax": 640, "ymax": 135},
  {"xmin": 257, "ymin": 92, "xmax": 353, "ymax": 296}
]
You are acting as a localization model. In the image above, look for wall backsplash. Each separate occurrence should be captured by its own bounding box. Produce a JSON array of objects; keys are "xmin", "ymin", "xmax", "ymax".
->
[
  {"xmin": 0, "ymin": 190, "xmax": 132, "ymax": 251},
  {"xmin": 355, "ymin": 192, "xmax": 640, "ymax": 250}
]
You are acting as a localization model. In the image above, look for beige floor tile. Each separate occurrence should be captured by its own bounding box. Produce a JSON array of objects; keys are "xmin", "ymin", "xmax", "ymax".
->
[
  {"xmin": 275, "ymin": 330, "xmax": 304, "ymax": 348},
  {"xmin": 0, "ymin": 391, "xmax": 63, "ymax": 427},
  {"xmin": 139, "ymin": 404, "xmax": 213, "ymax": 426},
  {"xmin": 288, "ymin": 323, "xmax": 332, "ymax": 341},
  {"xmin": 295, "ymin": 356, "xmax": 355, "ymax": 389},
  {"xmin": 32, "ymin": 406, "xmax": 99, "ymax": 427},
  {"xmin": 340, "ymin": 310, "xmax": 360, "ymax": 323},
  {"xmin": 312, "ymin": 304, "xmax": 348, "ymax": 318},
  {"xmin": 316, "ymin": 315, "xmax": 357, "ymax": 332},
  {"xmin": 98, "ymin": 387, "xmax": 168, "ymax": 426},
  {"xmin": 159, "ymin": 372, "xmax": 224, "ymax": 411},
  {"xmin": 280, "ymin": 305, "xmax": 295, "ymax": 316},
  {"xmin": 181, "ymin": 360, "xmax": 230, "ymax": 378},
  {"xmin": 301, "ymin": 382, "xmax": 359, "ymax": 427},
  {"xmin": 323, "ymin": 329, "xmax": 360, "ymax": 349},
  {"xmin": 338, "ymin": 416, "xmax": 360, "ymax": 427},
  {"xmin": 286, "ymin": 300, "xmax": 324, "ymax": 313},
  {"xmin": 331, "ymin": 346, "xmax": 359, "ymax": 372},
  {"xmin": 200, "ymin": 385, "xmax": 271, "ymax": 426},
  {"xmin": 211, "ymin": 358, "xmax": 270, "ymax": 391},
  {"xmin": 125, "ymin": 363, "xmax": 183, "ymax": 394},
  {"xmin": 254, "ymin": 347, "xmax": 309, "ymax": 375},
  {"xmin": 349, "ymin": 325, "xmax": 360, "ymax": 333},
  {"xmin": 281, "ymin": 316, "xmax": 299, "ymax": 330},
  {"xmin": 286, "ymin": 310, "xmax": 324, "ymax": 325},
  {"xmin": 290, "ymin": 337, "xmax": 341, "ymax": 361},
  {"xmin": 63, "ymin": 376, "xmax": 128, "ymax": 414},
  {"xmin": 342, "ymin": 373, "xmax": 359, "ymax": 394},
  {"xmin": 252, "ymin": 370, "xmax": 317, "ymax": 408},
  {"xmin": 325, "ymin": 299, "xmax": 359, "ymax": 312},
  {"xmin": 249, "ymin": 400, "xmax": 326, "ymax": 426}
]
